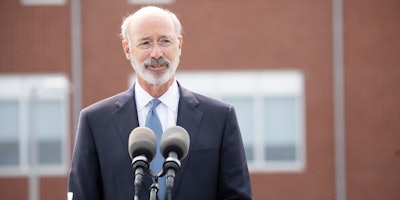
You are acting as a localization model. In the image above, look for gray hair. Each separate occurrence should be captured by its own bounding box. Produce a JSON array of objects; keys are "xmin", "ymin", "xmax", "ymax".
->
[{"xmin": 120, "ymin": 6, "xmax": 182, "ymax": 43}]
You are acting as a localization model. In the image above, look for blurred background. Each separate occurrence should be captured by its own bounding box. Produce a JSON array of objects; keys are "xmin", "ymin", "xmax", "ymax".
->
[{"xmin": 0, "ymin": 0, "xmax": 399, "ymax": 199}]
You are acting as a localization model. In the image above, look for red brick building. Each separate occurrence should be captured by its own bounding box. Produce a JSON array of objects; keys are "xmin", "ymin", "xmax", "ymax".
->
[{"xmin": 0, "ymin": 0, "xmax": 399, "ymax": 199}]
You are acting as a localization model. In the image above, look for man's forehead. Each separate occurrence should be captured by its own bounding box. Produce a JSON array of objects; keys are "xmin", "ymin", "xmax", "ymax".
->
[
  {"xmin": 132, "ymin": 7, "xmax": 171, "ymax": 23},
  {"xmin": 129, "ymin": 13, "xmax": 175, "ymax": 38}
]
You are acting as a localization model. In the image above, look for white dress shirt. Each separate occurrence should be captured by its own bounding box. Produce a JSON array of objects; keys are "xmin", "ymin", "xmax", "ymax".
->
[{"xmin": 135, "ymin": 79, "xmax": 180, "ymax": 131}]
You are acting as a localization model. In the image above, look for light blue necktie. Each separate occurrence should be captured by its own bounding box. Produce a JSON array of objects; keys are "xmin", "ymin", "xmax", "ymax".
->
[{"xmin": 145, "ymin": 99, "xmax": 166, "ymax": 200}]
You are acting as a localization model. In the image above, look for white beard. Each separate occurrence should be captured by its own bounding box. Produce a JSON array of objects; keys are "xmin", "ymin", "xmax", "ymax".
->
[{"xmin": 130, "ymin": 53, "xmax": 180, "ymax": 86}]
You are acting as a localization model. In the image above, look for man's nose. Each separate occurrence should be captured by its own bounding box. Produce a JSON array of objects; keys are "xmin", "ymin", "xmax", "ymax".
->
[{"xmin": 149, "ymin": 43, "xmax": 163, "ymax": 59}]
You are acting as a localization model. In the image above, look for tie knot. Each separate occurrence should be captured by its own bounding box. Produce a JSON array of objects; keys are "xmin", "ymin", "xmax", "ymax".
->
[{"xmin": 149, "ymin": 98, "xmax": 161, "ymax": 109}]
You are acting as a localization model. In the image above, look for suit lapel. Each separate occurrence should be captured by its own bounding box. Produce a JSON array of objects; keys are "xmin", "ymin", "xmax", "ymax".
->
[
  {"xmin": 111, "ymin": 86, "xmax": 154, "ymax": 193},
  {"xmin": 172, "ymin": 84, "xmax": 203, "ymax": 197},
  {"xmin": 112, "ymin": 86, "xmax": 139, "ymax": 147}
]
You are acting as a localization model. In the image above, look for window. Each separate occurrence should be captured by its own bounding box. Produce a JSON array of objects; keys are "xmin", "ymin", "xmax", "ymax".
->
[
  {"xmin": 176, "ymin": 71, "xmax": 305, "ymax": 172},
  {"xmin": 0, "ymin": 74, "xmax": 69, "ymax": 176},
  {"xmin": 128, "ymin": 0, "xmax": 174, "ymax": 5}
]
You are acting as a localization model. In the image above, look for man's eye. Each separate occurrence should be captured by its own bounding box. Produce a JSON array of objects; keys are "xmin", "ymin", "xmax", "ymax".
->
[
  {"xmin": 159, "ymin": 39, "xmax": 172, "ymax": 47},
  {"xmin": 138, "ymin": 41, "xmax": 151, "ymax": 49},
  {"xmin": 160, "ymin": 39, "xmax": 171, "ymax": 44},
  {"xmin": 141, "ymin": 41, "xmax": 151, "ymax": 45}
]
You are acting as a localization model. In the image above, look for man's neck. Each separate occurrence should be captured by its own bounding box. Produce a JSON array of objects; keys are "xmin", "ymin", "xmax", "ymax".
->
[{"xmin": 137, "ymin": 77, "xmax": 174, "ymax": 98}]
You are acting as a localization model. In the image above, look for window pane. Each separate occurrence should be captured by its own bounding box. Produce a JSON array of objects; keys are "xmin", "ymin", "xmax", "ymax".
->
[
  {"xmin": 223, "ymin": 97, "xmax": 254, "ymax": 161},
  {"xmin": 30, "ymin": 100, "xmax": 63, "ymax": 165},
  {"xmin": 0, "ymin": 101, "xmax": 20, "ymax": 166},
  {"xmin": 264, "ymin": 97, "xmax": 298, "ymax": 161}
]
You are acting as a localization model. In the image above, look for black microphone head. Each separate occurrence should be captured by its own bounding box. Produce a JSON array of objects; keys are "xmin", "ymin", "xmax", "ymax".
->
[
  {"xmin": 160, "ymin": 126, "xmax": 190, "ymax": 160},
  {"xmin": 128, "ymin": 127, "xmax": 157, "ymax": 161}
]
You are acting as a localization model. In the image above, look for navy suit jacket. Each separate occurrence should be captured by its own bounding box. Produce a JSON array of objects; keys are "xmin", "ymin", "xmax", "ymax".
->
[{"xmin": 68, "ymin": 83, "xmax": 252, "ymax": 200}]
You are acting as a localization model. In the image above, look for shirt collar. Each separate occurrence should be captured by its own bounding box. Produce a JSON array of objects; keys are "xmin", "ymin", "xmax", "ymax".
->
[{"xmin": 135, "ymin": 79, "xmax": 180, "ymax": 112}]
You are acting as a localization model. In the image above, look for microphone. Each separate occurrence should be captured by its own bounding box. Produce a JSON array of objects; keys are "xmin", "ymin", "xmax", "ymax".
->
[
  {"xmin": 128, "ymin": 127, "xmax": 157, "ymax": 200},
  {"xmin": 160, "ymin": 126, "xmax": 190, "ymax": 199}
]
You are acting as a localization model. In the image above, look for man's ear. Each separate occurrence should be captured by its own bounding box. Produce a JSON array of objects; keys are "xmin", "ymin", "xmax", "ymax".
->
[
  {"xmin": 178, "ymin": 35, "xmax": 183, "ymax": 50},
  {"xmin": 122, "ymin": 41, "xmax": 131, "ymax": 60}
]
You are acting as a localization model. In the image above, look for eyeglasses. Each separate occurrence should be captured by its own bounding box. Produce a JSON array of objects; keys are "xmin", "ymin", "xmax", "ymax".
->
[{"xmin": 136, "ymin": 38, "xmax": 176, "ymax": 50}]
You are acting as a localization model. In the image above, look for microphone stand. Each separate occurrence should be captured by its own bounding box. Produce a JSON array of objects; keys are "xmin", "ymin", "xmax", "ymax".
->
[
  {"xmin": 149, "ymin": 181, "xmax": 159, "ymax": 200},
  {"xmin": 148, "ymin": 169, "xmax": 160, "ymax": 200},
  {"xmin": 134, "ymin": 153, "xmax": 183, "ymax": 200}
]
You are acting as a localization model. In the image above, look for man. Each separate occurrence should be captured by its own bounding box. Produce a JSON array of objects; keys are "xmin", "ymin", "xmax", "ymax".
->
[{"xmin": 68, "ymin": 6, "xmax": 252, "ymax": 200}]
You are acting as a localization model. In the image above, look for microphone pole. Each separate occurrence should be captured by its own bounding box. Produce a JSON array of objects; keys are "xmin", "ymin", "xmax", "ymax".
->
[
  {"xmin": 163, "ymin": 152, "xmax": 181, "ymax": 200},
  {"xmin": 149, "ymin": 180, "xmax": 159, "ymax": 200},
  {"xmin": 148, "ymin": 169, "xmax": 159, "ymax": 200}
]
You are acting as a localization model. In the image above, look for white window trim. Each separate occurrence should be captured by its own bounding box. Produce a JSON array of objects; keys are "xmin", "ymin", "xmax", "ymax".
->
[{"xmin": 20, "ymin": 0, "xmax": 67, "ymax": 6}]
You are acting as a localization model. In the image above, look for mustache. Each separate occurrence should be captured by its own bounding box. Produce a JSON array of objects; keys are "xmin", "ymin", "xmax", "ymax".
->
[{"xmin": 144, "ymin": 58, "xmax": 169, "ymax": 67}]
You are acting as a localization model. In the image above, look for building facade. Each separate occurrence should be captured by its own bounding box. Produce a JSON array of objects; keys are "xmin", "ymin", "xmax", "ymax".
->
[{"xmin": 0, "ymin": 0, "xmax": 399, "ymax": 199}]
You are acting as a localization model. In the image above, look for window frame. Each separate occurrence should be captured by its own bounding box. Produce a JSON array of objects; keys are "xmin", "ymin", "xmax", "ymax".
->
[
  {"xmin": 0, "ymin": 74, "xmax": 70, "ymax": 177},
  {"xmin": 175, "ymin": 70, "xmax": 306, "ymax": 173}
]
